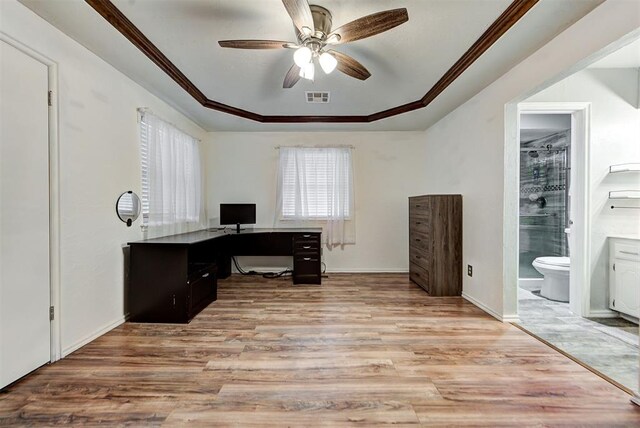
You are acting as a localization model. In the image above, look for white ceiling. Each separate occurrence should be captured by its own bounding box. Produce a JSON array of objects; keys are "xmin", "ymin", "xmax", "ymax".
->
[{"xmin": 19, "ymin": 0, "xmax": 604, "ymax": 132}]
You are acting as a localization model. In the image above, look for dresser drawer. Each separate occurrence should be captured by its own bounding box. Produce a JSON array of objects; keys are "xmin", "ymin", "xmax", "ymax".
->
[
  {"xmin": 409, "ymin": 249, "xmax": 429, "ymax": 269},
  {"xmin": 409, "ymin": 230, "xmax": 430, "ymax": 252},
  {"xmin": 410, "ymin": 262, "xmax": 430, "ymax": 293},
  {"xmin": 409, "ymin": 217, "xmax": 429, "ymax": 235},
  {"xmin": 409, "ymin": 197, "xmax": 430, "ymax": 213}
]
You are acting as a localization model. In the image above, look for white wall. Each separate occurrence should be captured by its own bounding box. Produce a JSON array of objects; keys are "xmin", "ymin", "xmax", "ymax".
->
[
  {"xmin": 0, "ymin": 0, "xmax": 207, "ymax": 355},
  {"xmin": 204, "ymin": 132, "xmax": 427, "ymax": 272},
  {"xmin": 419, "ymin": 0, "xmax": 640, "ymax": 320},
  {"xmin": 527, "ymin": 68, "xmax": 640, "ymax": 312}
]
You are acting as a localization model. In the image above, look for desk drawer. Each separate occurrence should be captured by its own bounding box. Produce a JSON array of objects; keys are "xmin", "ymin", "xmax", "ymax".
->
[
  {"xmin": 293, "ymin": 254, "xmax": 321, "ymax": 280},
  {"xmin": 293, "ymin": 234, "xmax": 320, "ymax": 247},
  {"xmin": 294, "ymin": 259, "xmax": 320, "ymax": 274},
  {"xmin": 187, "ymin": 264, "xmax": 217, "ymax": 319},
  {"xmin": 294, "ymin": 242, "xmax": 320, "ymax": 252}
]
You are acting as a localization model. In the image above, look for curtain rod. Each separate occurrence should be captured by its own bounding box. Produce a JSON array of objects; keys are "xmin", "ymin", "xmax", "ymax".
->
[
  {"xmin": 274, "ymin": 145, "xmax": 355, "ymax": 149},
  {"xmin": 137, "ymin": 107, "xmax": 202, "ymax": 142}
]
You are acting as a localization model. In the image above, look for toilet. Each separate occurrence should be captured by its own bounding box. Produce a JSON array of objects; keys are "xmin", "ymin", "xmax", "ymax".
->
[{"xmin": 532, "ymin": 256, "xmax": 570, "ymax": 302}]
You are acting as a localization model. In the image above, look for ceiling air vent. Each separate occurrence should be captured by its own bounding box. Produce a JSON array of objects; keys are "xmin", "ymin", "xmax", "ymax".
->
[{"xmin": 305, "ymin": 91, "xmax": 330, "ymax": 103}]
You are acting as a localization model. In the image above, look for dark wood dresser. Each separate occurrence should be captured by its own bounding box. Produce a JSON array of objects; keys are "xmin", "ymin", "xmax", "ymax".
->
[{"xmin": 409, "ymin": 195, "xmax": 462, "ymax": 296}]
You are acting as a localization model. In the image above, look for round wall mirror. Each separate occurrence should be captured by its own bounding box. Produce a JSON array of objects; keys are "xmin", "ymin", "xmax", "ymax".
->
[{"xmin": 116, "ymin": 191, "xmax": 141, "ymax": 227}]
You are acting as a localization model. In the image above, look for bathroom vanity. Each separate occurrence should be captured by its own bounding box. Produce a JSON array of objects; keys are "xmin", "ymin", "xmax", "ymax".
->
[{"xmin": 609, "ymin": 237, "xmax": 640, "ymax": 320}]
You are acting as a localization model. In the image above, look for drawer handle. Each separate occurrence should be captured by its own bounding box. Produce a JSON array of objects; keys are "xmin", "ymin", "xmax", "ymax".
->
[
  {"xmin": 303, "ymin": 246, "xmax": 311, "ymax": 249},
  {"xmin": 303, "ymin": 257, "xmax": 311, "ymax": 261},
  {"xmin": 303, "ymin": 234, "xmax": 311, "ymax": 238},
  {"xmin": 415, "ymin": 204, "xmax": 421, "ymax": 207},
  {"xmin": 415, "ymin": 238, "xmax": 421, "ymax": 242},
  {"xmin": 620, "ymin": 250, "xmax": 639, "ymax": 256},
  {"xmin": 202, "ymin": 273, "xmax": 209, "ymax": 278},
  {"xmin": 416, "ymin": 222, "xmax": 421, "ymax": 225},
  {"xmin": 416, "ymin": 255, "xmax": 421, "ymax": 259}
]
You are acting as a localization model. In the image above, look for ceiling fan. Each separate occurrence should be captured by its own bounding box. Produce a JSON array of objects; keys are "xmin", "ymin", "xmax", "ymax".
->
[{"xmin": 218, "ymin": 0, "xmax": 409, "ymax": 88}]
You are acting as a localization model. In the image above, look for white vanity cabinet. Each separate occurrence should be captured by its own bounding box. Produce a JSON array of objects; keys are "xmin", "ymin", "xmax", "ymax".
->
[{"xmin": 609, "ymin": 238, "xmax": 640, "ymax": 319}]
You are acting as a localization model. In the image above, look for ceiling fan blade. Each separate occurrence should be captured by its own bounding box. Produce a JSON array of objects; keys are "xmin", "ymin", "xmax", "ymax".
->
[
  {"xmin": 283, "ymin": 64, "xmax": 302, "ymax": 88},
  {"xmin": 218, "ymin": 40, "xmax": 291, "ymax": 49},
  {"xmin": 329, "ymin": 50, "xmax": 371, "ymax": 81},
  {"xmin": 328, "ymin": 8, "xmax": 409, "ymax": 45},
  {"xmin": 282, "ymin": 0, "xmax": 314, "ymax": 35}
]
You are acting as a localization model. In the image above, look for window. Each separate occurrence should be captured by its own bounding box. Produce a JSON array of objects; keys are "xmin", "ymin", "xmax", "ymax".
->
[
  {"xmin": 279, "ymin": 147, "xmax": 353, "ymax": 220},
  {"xmin": 139, "ymin": 111, "xmax": 202, "ymax": 227},
  {"xmin": 277, "ymin": 146, "xmax": 355, "ymax": 246}
]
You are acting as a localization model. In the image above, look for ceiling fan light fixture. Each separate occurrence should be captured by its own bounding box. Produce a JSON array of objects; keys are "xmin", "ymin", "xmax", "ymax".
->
[
  {"xmin": 319, "ymin": 52, "xmax": 337, "ymax": 74},
  {"xmin": 293, "ymin": 46, "xmax": 312, "ymax": 67},
  {"xmin": 299, "ymin": 62, "xmax": 315, "ymax": 81}
]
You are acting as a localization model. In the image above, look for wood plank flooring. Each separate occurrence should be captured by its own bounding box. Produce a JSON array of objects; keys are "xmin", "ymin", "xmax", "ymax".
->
[{"xmin": 1, "ymin": 273, "xmax": 639, "ymax": 426}]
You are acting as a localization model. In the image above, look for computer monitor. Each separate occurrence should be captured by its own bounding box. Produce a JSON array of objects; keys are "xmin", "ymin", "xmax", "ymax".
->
[{"xmin": 220, "ymin": 203, "xmax": 256, "ymax": 233}]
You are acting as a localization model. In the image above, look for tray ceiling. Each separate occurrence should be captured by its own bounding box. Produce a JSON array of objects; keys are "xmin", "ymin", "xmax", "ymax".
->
[{"xmin": 19, "ymin": 0, "xmax": 604, "ymax": 131}]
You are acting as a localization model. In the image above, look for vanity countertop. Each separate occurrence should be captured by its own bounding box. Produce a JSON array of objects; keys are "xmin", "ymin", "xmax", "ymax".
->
[{"xmin": 608, "ymin": 235, "xmax": 640, "ymax": 241}]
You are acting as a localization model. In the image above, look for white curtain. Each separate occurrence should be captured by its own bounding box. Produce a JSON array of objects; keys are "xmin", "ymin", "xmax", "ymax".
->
[
  {"xmin": 276, "ymin": 146, "xmax": 355, "ymax": 247},
  {"xmin": 140, "ymin": 111, "xmax": 204, "ymax": 237}
]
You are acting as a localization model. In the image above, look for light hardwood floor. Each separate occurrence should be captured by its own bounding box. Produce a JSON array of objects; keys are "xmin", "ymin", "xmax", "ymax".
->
[{"xmin": 1, "ymin": 273, "xmax": 639, "ymax": 426}]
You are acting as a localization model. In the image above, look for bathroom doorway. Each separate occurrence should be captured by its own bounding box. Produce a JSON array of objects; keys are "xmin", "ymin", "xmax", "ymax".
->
[
  {"xmin": 515, "ymin": 100, "xmax": 639, "ymax": 393},
  {"xmin": 518, "ymin": 113, "xmax": 572, "ymax": 299},
  {"xmin": 517, "ymin": 104, "xmax": 591, "ymax": 319}
]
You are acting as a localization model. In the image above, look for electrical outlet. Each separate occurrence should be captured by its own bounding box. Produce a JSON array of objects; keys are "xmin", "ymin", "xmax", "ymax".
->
[{"xmin": 467, "ymin": 265, "xmax": 473, "ymax": 277}]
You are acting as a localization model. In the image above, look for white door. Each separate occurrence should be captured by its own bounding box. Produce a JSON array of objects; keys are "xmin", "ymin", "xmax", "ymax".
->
[{"xmin": 0, "ymin": 40, "xmax": 51, "ymax": 388}]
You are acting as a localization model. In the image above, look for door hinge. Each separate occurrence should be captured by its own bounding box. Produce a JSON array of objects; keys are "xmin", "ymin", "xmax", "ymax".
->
[
  {"xmin": 49, "ymin": 306, "xmax": 54, "ymax": 321},
  {"xmin": 48, "ymin": 91, "xmax": 52, "ymax": 106}
]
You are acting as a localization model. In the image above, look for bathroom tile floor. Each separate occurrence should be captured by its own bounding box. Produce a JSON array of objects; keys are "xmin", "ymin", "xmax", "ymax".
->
[{"xmin": 517, "ymin": 284, "xmax": 639, "ymax": 392}]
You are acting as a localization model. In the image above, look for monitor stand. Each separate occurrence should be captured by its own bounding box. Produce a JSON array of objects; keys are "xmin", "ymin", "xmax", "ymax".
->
[{"xmin": 235, "ymin": 223, "xmax": 244, "ymax": 234}]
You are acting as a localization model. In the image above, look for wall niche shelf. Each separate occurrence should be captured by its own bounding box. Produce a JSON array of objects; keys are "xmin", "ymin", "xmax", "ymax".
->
[
  {"xmin": 609, "ymin": 190, "xmax": 640, "ymax": 199},
  {"xmin": 609, "ymin": 163, "xmax": 640, "ymax": 173}
]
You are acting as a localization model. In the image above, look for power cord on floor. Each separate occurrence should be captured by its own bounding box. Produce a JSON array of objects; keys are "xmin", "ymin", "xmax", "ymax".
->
[{"xmin": 231, "ymin": 256, "xmax": 293, "ymax": 279}]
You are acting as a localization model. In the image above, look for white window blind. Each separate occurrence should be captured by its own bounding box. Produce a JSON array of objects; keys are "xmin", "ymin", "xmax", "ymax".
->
[
  {"xmin": 279, "ymin": 147, "xmax": 352, "ymax": 219},
  {"xmin": 277, "ymin": 146, "xmax": 355, "ymax": 246},
  {"xmin": 139, "ymin": 111, "xmax": 202, "ymax": 229},
  {"xmin": 140, "ymin": 117, "xmax": 150, "ymax": 223}
]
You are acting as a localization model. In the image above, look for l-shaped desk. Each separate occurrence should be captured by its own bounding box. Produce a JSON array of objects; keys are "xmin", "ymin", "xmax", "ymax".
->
[{"xmin": 128, "ymin": 228, "xmax": 322, "ymax": 323}]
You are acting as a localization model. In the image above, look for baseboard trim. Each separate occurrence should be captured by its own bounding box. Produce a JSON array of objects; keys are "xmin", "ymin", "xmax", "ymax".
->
[
  {"xmin": 62, "ymin": 315, "xmax": 126, "ymax": 357},
  {"xmin": 235, "ymin": 267, "xmax": 409, "ymax": 274},
  {"xmin": 501, "ymin": 314, "xmax": 521, "ymax": 323},
  {"xmin": 518, "ymin": 278, "xmax": 543, "ymax": 287},
  {"xmin": 588, "ymin": 309, "xmax": 619, "ymax": 318},
  {"xmin": 325, "ymin": 269, "xmax": 409, "ymax": 273},
  {"xmin": 461, "ymin": 292, "xmax": 503, "ymax": 322}
]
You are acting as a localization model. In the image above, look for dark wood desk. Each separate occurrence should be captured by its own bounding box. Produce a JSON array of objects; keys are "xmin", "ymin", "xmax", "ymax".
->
[{"xmin": 128, "ymin": 228, "xmax": 322, "ymax": 323}]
